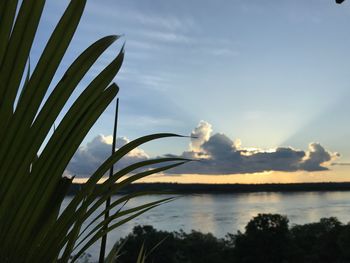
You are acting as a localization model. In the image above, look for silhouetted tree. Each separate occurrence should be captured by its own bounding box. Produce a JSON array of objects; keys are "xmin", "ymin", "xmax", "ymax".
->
[
  {"xmin": 337, "ymin": 224, "xmax": 350, "ymax": 260},
  {"xmin": 290, "ymin": 217, "xmax": 343, "ymax": 262},
  {"xmin": 115, "ymin": 226, "xmax": 231, "ymax": 263},
  {"xmin": 178, "ymin": 230, "xmax": 229, "ymax": 263},
  {"xmin": 115, "ymin": 215, "xmax": 350, "ymax": 263},
  {"xmin": 116, "ymin": 225, "xmax": 178, "ymax": 263},
  {"xmin": 232, "ymin": 213, "xmax": 292, "ymax": 263}
]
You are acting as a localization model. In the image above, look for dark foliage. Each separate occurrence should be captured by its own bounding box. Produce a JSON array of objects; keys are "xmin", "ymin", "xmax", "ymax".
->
[
  {"xmin": 232, "ymin": 214, "xmax": 292, "ymax": 262},
  {"xmin": 115, "ymin": 214, "xmax": 350, "ymax": 263},
  {"xmin": 290, "ymin": 217, "xmax": 347, "ymax": 262},
  {"xmin": 116, "ymin": 225, "xmax": 231, "ymax": 263}
]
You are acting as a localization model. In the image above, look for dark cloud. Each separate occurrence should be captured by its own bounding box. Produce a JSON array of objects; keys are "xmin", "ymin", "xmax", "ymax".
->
[
  {"xmin": 65, "ymin": 121, "xmax": 339, "ymax": 177},
  {"xmin": 300, "ymin": 143, "xmax": 337, "ymax": 171},
  {"xmin": 168, "ymin": 122, "xmax": 339, "ymax": 175},
  {"xmin": 202, "ymin": 133, "xmax": 238, "ymax": 160},
  {"xmin": 66, "ymin": 135, "xmax": 148, "ymax": 177}
]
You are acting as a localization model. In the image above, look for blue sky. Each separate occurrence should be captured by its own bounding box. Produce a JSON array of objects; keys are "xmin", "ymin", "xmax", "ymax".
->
[{"xmin": 36, "ymin": 0, "xmax": 350, "ymax": 182}]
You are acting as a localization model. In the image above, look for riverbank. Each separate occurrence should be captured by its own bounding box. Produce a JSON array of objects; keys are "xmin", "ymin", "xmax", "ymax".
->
[{"xmin": 68, "ymin": 182, "xmax": 350, "ymax": 195}]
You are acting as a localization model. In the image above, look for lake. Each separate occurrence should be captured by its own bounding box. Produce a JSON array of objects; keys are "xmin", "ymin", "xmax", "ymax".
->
[{"xmin": 62, "ymin": 191, "xmax": 350, "ymax": 261}]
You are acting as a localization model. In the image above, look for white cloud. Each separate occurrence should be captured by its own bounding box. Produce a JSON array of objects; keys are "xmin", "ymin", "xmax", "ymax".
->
[
  {"xmin": 140, "ymin": 30, "xmax": 192, "ymax": 44},
  {"xmin": 190, "ymin": 120, "xmax": 212, "ymax": 152},
  {"xmin": 86, "ymin": 3, "xmax": 196, "ymax": 33}
]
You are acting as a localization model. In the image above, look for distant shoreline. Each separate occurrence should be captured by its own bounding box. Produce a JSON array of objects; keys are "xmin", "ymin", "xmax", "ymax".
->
[{"xmin": 68, "ymin": 182, "xmax": 350, "ymax": 195}]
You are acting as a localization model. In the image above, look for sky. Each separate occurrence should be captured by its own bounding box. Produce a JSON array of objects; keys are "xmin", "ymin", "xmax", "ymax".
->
[{"xmin": 35, "ymin": 0, "xmax": 350, "ymax": 183}]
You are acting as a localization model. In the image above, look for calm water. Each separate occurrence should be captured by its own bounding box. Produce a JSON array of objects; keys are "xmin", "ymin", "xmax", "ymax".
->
[{"xmin": 62, "ymin": 191, "xmax": 350, "ymax": 261}]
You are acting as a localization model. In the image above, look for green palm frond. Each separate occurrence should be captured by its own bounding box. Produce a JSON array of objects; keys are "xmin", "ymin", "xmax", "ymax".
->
[{"xmin": 0, "ymin": 0, "xmax": 186, "ymax": 262}]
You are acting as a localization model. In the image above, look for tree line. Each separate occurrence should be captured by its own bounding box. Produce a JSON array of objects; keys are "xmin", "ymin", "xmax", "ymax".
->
[
  {"xmin": 68, "ymin": 182, "xmax": 350, "ymax": 195},
  {"xmin": 113, "ymin": 214, "xmax": 350, "ymax": 263}
]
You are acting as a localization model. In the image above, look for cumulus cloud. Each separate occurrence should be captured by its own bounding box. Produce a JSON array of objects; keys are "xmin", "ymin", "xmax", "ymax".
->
[
  {"xmin": 65, "ymin": 121, "xmax": 339, "ymax": 177},
  {"xmin": 300, "ymin": 143, "xmax": 339, "ymax": 171},
  {"xmin": 66, "ymin": 135, "xmax": 148, "ymax": 177},
  {"xmin": 169, "ymin": 121, "xmax": 339, "ymax": 175},
  {"xmin": 202, "ymin": 133, "xmax": 238, "ymax": 160},
  {"xmin": 190, "ymin": 120, "xmax": 212, "ymax": 152}
]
